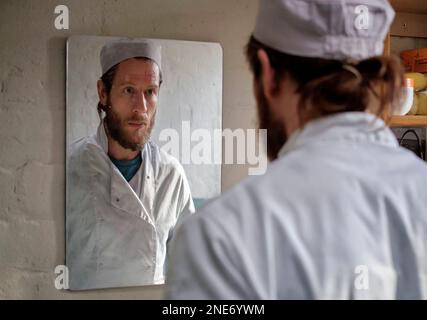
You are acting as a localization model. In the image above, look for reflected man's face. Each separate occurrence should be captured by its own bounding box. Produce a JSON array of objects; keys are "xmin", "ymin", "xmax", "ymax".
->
[{"xmin": 100, "ymin": 58, "xmax": 160, "ymax": 151}]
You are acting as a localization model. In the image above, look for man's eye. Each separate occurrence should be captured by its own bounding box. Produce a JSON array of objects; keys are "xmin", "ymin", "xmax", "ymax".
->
[
  {"xmin": 124, "ymin": 87, "xmax": 135, "ymax": 95},
  {"xmin": 146, "ymin": 89, "xmax": 155, "ymax": 96}
]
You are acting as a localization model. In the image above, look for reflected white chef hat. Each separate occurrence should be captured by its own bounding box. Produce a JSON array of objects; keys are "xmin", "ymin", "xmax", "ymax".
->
[
  {"xmin": 100, "ymin": 38, "xmax": 162, "ymax": 75},
  {"xmin": 253, "ymin": 0, "xmax": 395, "ymax": 61}
]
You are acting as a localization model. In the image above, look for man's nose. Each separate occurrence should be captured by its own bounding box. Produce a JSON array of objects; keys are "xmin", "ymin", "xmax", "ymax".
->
[{"xmin": 133, "ymin": 91, "xmax": 148, "ymax": 113}]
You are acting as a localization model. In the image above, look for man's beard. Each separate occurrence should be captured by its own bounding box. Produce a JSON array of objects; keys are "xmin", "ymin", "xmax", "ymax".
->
[
  {"xmin": 104, "ymin": 100, "xmax": 155, "ymax": 152},
  {"xmin": 255, "ymin": 83, "xmax": 288, "ymax": 161}
]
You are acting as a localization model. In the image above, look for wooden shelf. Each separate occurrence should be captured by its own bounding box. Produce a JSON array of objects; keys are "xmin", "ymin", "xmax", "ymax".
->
[
  {"xmin": 389, "ymin": 0, "xmax": 427, "ymax": 15},
  {"xmin": 383, "ymin": 0, "xmax": 427, "ymax": 53},
  {"xmin": 390, "ymin": 12, "xmax": 427, "ymax": 38},
  {"xmin": 389, "ymin": 115, "xmax": 427, "ymax": 127},
  {"xmin": 386, "ymin": 2, "xmax": 427, "ymax": 129}
]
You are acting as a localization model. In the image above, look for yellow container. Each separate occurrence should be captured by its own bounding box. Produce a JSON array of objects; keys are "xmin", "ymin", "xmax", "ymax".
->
[{"xmin": 417, "ymin": 90, "xmax": 427, "ymax": 115}]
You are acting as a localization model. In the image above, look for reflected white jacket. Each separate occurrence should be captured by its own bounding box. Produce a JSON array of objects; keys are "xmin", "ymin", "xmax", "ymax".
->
[
  {"xmin": 66, "ymin": 122, "xmax": 194, "ymax": 290},
  {"xmin": 167, "ymin": 112, "xmax": 427, "ymax": 299}
]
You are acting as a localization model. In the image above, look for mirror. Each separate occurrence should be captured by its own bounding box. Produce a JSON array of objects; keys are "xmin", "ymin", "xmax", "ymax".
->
[{"xmin": 66, "ymin": 35, "xmax": 222, "ymax": 290}]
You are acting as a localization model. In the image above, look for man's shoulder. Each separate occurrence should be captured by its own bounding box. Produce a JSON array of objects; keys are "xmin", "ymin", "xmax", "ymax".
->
[
  {"xmin": 69, "ymin": 134, "xmax": 98, "ymax": 154},
  {"xmin": 185, "ymin": 171, "xmax": 272, "ymax": 229},
  {"xmin": 178, "ymin": 156, "xmax": 308, "ymax": 237},
  {"xmin": 69, "ymin": 137, "xmax": 89, "ymax": 164},
  {"xmin": 68, "ymin": 134, "xmax": 106, "ymax": 171},
  {"xmin": 145, "ymin": 140, "xmax": 186, "ymax": 177}
]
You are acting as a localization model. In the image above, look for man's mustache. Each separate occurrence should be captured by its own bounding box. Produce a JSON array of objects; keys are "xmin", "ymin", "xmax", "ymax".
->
[{"xmin": 127, "ymin": 114, "xmax": 150, "ymax": 125}]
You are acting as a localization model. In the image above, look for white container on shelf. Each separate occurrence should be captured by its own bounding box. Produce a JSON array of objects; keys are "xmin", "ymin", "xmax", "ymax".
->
[{"xmin": 393, "ymin": 78, "xmax": 414, "ymax": 115}]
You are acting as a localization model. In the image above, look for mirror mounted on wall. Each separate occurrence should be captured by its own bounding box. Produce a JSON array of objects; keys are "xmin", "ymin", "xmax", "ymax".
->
[{"xmin": 66, "ymin": 35, "xmax": 222, "ymax": 290}]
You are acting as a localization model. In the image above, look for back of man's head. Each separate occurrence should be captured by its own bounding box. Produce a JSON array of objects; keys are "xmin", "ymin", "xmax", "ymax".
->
[{"xmin": 246, "ymin": 0, "xmax": 404, "ymax": 123}]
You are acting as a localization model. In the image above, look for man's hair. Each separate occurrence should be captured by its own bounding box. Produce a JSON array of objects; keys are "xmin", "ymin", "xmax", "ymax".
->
[
  {"xmin": 97, "ymin": 57, "xmax": 163, "ymax": 117},
  {"xmin": 245, "ymin": 36, "xmax": 404, "ymax": 123}
]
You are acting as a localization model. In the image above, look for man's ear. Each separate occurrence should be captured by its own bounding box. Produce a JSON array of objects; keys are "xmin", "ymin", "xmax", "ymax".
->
[
  {"xmin": 97, "ymin": 79, "xmax": 108, "ymax": 105},
  {"xmin": 257, "ymin": 49, "xmax": 276, "ymax": 100}
]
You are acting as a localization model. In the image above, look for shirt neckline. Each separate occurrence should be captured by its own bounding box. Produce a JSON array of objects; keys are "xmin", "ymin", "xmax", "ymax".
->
[{"xmin": 278, "ymin": 112, "xmax": 398, "ymax": 158}]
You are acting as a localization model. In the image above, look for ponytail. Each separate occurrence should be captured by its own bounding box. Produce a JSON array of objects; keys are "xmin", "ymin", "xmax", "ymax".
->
[{"xmin": 245, "ymin": 36, "xmax": 404, "ymax": 124}]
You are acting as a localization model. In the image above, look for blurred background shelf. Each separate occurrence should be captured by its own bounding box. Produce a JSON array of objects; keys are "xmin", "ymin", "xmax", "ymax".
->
[
  {"xmin": 389, "ymin": 0, "xmax": 427, "ymax": 15},
  {"xmin": 384, "ymin": 0, "xmax": 427, "ymax": 54},
  {"xmin": 389, "ymin": 115, "xmax": 427, "ymax": 127},
  {"xmin": 385, "ymin": 1, "xmax": 427, "ymax": 133}
]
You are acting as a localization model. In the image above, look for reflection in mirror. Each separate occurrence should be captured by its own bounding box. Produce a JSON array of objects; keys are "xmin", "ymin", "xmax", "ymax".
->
[{"xmin": 66, "ymin": 36, "xmax": 222, "ymax": 290}]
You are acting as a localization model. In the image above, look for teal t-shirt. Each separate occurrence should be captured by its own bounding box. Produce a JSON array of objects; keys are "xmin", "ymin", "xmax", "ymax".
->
[{"xmin": 110, "ymin": 154, "xmax": 142, "ymax": 182}]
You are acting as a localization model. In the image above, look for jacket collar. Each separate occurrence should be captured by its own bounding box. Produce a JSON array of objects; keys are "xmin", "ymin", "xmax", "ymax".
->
[
  {"xmin": 278, "ymin": 112, "xmax": 398, "ymax": 158},
  {"xmin": 93, "ymin": 120, "xmax": 155, "ymax": 224}
]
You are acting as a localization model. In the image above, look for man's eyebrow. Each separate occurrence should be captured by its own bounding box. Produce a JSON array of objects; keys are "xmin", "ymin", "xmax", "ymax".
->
[
  {"xmin": 116, "ymin": 81, "xmax": 159, "ymax": 88},
  {"xmin": 117, "ymin": 81, "xmax": 136, "ymax": 87}
]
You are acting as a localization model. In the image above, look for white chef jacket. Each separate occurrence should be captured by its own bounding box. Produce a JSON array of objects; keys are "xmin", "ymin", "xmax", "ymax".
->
[
  {"xmin": 167, "ymin": 112, "xmax": 427, "ymax": 299},
  {"xmin": 66, "ymin": 121, "xmax": 194, "ymax": 290}
]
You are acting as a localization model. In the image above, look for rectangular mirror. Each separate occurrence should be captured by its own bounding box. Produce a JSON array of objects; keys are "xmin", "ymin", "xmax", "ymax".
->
[{"xmin": 66, "ymin": 35, "xmax": 222, "ymax": 290}]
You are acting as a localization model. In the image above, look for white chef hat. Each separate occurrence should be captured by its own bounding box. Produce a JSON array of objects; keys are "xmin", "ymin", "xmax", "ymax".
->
[
  {"xmin": 100, "ymin": 38, "xmax": 162, "ymax": 76},
  {"xmin": 253, "ymin": 0, "xmax": 395, "ymax": 61}
]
